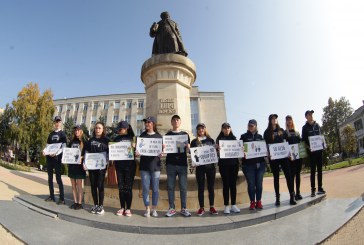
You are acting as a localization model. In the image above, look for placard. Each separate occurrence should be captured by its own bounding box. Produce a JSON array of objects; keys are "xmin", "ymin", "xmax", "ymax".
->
[
  {"xmin": 163, "ymin": 134, "xmax": 189, "ymax": 154},
  {"xmin": 109, "ymin": 141, "xmax": 134, "ymax": 160},
  {"xmin": 61, "ymin": 148, "xmax": 81, "ymax": 164},
  {"xmin": 43, "ymin": 143, "xmax": 62, "ymax": 155},
  {"xmin": 136, "ymin": 137, "xmax": 163, "ymax": 156},
  {"xmin": 309, "ymin": 135, "xmax": 327, "ymax": 152},
  {"xmin": 298, "ymin": 142, "xmax": 308, "ymax": 158},
  {"xmin": 289, "ymin": 142, "xmax": 308, "ymax": 160},
  {"xmin": 190, "ymin": 145, "xmax": 218, "ymax": 166},
  {"xmin": 219, "ymin": 140, "xmax": 244, "ymax": 159},
  {"xmin": 244, "ymin": 141, "xmax": 268, "ymax": 159},
  {"xmin": 84, "ymin": 152, "xmax": 107, "ymax": 170},
  {"xmin": 268, "ymin": 142, "xmax": 290, "ymax": 160}
]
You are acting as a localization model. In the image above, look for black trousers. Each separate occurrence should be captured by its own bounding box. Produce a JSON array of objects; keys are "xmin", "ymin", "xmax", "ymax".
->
[
  {"xmin": 115, "ymin": 163, "xmax": 136, "ymax": 210},
  {"xmin": 47, "ymin": 159, "xmax": 64, "ymax": 200},
  {"xmin": 290, "ymin": 159, "xmax": 302, "ymax": 194},
  {"xmin": 219, "ymin": 163, "xmax": 239, "ymax": 205},
  {"xmin": 196, "ymin": 164, "xmax": 216, "ymax": 208},
  {"xmin": 309, "ymin": 151, "xmax": 323, "ymax": 189},
  {"xmin": 270, "ymin": 158, "xmax": 294, "ymax": 195},
  {"xmin": 89, "ymin": 169, "xmax": 107, "ymax": 206}
]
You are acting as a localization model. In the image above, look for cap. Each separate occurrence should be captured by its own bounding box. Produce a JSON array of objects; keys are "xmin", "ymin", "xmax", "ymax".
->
[
  {"xmin": 268, "ymin": 114, "xmax": 278, "ymax": 120},
  {"xmin": 73, "ymin": 124, "xmax": 81, "ymax": 130},
  {"xmin": 54, "ymin": 116, "xmax": 62, "ymax": 122},
  {"xmin": 305, "ymin": 110, "xmax": 314, "ymax": 116},
  {"xmin": 285, "ymin": 115, "xmax": 293, "ymax": 120},
  {"xmin": 116, "ymin": 121, "xmax": 129, "ymax": 130},
  {"xmin": 221, "ymin": 122, "xmax": 231, "ymax": 128},
  {"xmin": 248, "ymin": 119, "xmax": 257, "ymax": 126},
  {"xmin": 143, "ymin": 116, "xmax": 156, "ymax": 123},
  {"xmin": 196, "ymin": 123, "xmax": 206, "ymax": 129},
  {"xmin": 171, "ymin": 114, "xmax": 181, "ymax": 120}
]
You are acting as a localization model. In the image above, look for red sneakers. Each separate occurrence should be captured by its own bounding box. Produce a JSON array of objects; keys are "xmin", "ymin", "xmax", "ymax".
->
[
  {"xmin": 249, "ymin": 201, "xmax": 256, "ymax": 210},
  {"xmin": 209, "ymin": 207, "xmax": 218, "ymax": 215},
  {"xmin": 255, "ymin": 200, "xmax": 263, "ymax": 209},
  {"xmin": 197, "ymin": 208, "xmax": 205, "ymax": 216}
]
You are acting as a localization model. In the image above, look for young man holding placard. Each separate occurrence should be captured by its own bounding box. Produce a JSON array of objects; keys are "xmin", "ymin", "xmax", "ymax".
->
[
  {"xmin": 164, "ymin": 115, "xmax": 191, "ymax": 217},
  {"xmin": 43, "ymin": 116, "xmax": 67, "ymax": 204},
  {"xmin": 302, "ymin": 110, "xmax": 326, "ymax": 197}
]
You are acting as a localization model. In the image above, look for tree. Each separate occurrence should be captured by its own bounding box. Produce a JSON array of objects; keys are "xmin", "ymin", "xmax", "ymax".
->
[
  {"xmin": 321, "ymin": 97, "xmax": 353, "ymax": 155},
  {"xmin": 0, "ymin": 104, "xmax": 15, "ymax": 154},
  {"xmin": 341, "ymin": 124, "xmax": 357, "ymax": 157},
  {"xmin": 63, "ymin": 117, "xmax": 75, "ymax": 142}
]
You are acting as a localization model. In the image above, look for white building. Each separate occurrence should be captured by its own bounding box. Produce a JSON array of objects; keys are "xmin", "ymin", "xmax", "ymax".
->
[{"xmin": 53, "ymin": 86, "xmax": 227, "ymax": 140}]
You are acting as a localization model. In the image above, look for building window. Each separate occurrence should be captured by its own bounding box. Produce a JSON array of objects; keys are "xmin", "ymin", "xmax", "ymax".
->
[
  {"xmin": 138, "ymin": 100, "xmax": 144, "ymax": 108},
  {"xmin": 190, "ymin": 99, "xmax": 199, "ymax": 136},
  {"xmin": 59, "ymin": 105, "xmax": 63, "ymax": 112},
  {"xmin": 126, "ymin": 100, "xmax": 132, "ymax": 109},
  {"xmin": 91, "ymin": 116, "xmax": 97, "ymax": 125},
  {"xmin": 136, "ymin": 114, "xmax": 144, "ymax": 123},
  {"xmin": 104, "ymin": 103, "xmax": 109, "ymax": 110},
  {"xmin": 114, "ymin": 101, "xmax": 120, "ymax": 109},
  {"xmin": 75, "ymin": 104, "xmax": 79, "ymax": 111},
  {"xmin": 93, "ymin": 103, "xmax": 98, "ymax": 110},
  {"xmin": 354, "ymin": 119, "xmax": 363, "ymax": 131},
  {"xmin": 125, "ymin": 115, "xmax": 131, "ymax": 123},
  {"xmin": 136, "ymin": 128, "xmax": 142, "ymax": 136},
  {"xmin": 74, "ymin": 117, "xmax": 77, "ymax": 124},
  {"xmin": 83, "ymin": 104, "xmax": 88, "ymax": 111},
  {"xmin": 113, "ymin": 115, "xmax": 119, "ymax": 123},
  {"xmin": 81, "ymin": 116, "xmax": 86, "ymax": 124}
]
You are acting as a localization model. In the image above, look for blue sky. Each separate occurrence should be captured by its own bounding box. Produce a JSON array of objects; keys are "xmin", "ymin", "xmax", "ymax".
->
[{"xmin": 1, "ymin": 0, "xmax": 363, "ymax": 134}]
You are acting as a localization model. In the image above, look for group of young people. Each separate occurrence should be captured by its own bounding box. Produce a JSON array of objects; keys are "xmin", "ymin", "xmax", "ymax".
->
[{"xmin": 44, "ymin": 109, "xmax": 326, "ymax": 218}]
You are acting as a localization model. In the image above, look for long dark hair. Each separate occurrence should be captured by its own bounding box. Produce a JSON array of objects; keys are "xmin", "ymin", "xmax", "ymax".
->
[
  {"xmin": 266, "ymin": 120, "xmax": 281, "ymax": 142},
  {"xmin": 92, "ymin": 122, "xmax": 106, "ymax": 138},
  {"xmin": 216, "ymin": 128, "xmax": 237, "ymax": 140},
  {"xmin": 143, "ymin": 121, "xmax": 159, "ymax": 134},
  {"xmin": 126, "ymin": 124, "xmax": 135, "ymax": 137}
]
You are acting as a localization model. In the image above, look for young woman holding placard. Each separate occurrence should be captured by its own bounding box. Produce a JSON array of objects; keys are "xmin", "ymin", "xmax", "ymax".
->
[
  {"xmin": 263, "ymin": 114, "xmax": 296, "ymax": 206},
  {"xmin": 191, "ymin": 123, "xmax": 218, "ymax": 216},
  {"xmin": 216, "ymin": 122, "xmax": 240, "ymax": 214},
  {"xmin": 83, "ymin": 122, "xmax": 110, "ymax": 215}
]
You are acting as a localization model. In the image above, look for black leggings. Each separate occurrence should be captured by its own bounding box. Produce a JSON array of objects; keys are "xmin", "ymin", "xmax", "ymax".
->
[
  {"xmin": 290, "ymin": 159, "xmax": 302, "ymax": 194},
  {"xmin": 196, "ymin": 164, "xmax": 216, "ymax": 208},
  {"xmin": 219, "ymin": 163, "xmax": 239, "ymax": 205},
  {"xmin": 270, "ymin": 159, "xmax": 294, "ymax": 195},
  {"xmin": 309, "ymin": 151, "xmax": 323, "ymax": 189},
  {"xmin": 115, "ymin": 163, "xmax": 136, "ymax": 210},
  {"xmin": 47, "ymin": 159, "xmax": 64, "ymax": 200},
  {"xmin": 88, "ymin": 169, "xmax": 106, "ymax": 206}
]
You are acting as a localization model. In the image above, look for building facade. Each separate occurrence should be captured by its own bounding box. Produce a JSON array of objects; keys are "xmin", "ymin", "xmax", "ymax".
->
[
  {"xmin": 53, "ymin": 86, "xmax": 227, "ymax": 140},
  {"xmin": 339, "ymin": 101, "xmax": 364, "ymax": 156}
]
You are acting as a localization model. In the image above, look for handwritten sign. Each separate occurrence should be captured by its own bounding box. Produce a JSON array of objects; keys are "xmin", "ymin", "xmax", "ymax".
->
[
  {"xmin": 309, "ymin": 135, "xmax": 327, "ymax": 152},
  {"xmin": 219, "ymin": 140, "xmax": 244, "ymax": 159},
  {"xmin": 244, "ymin": 141, "xmax": 268, "ymax": 159},
  {"xmin": 269, "ymin": 142, "xmax": 290, "ymax": 160},
  {"xmin": 163, "ymin": 134, "xmax": 189, "ymax": 154},
  {"xmin": 84, "ymin": 152, "xmax": 107, "ymax": 170},
  {"xmin": 190, "ymin": 145, "xmax": 218, "ymax": 166},
  {"xmin": 43, "ymin": 143, "xmax": 62, "ymax": 155},
  {"xmin": 136, "ymin": 137, "xmax": 163, "ymax": 156},
  {"xmin": 109, "ymin": 141, "xmax": 134, "ymax": 160},
  {"xmin": 61, "ymin": 148, "xmax": 81, "ymax": 164}
]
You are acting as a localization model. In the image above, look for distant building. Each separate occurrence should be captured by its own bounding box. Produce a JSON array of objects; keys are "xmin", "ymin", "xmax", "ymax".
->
[
  {"xmin": 339, "ymin": 100, "xmax": 364, "ymax": 156},
  {"xmin": 53, "ymin": 86, "xmax": 227, "ymax": 139}
]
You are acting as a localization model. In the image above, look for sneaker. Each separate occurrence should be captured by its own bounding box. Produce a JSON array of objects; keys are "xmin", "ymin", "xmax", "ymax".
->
[
  {"xmin": 165, "ymin": 208, "xmax": 177, "ymax": 217},
  {"xmin": 224, "ymin": 206, "xmax": 230, "ymax": 214},
  {"xmin": 116, "ymin": 208, "xmax": 125, "ymax": 216},
  {"xmin": 209, "ymin": 207, "xmax": 218, "ymax": 215},
  {"xmin": 144, "ymin": 208, "xmax": 150, "ymax": 217},
  {"xmin": 255, "ymin": 201, "xmax": 263, "ymax": 210},
  {"xmin": 57, "ymin": 199, "xmax": 66, "ymax": 205},
  {"xmin": 180, "ymin": 209, "xmax": 191, "ymax": 217},
  {"xmin": 151, "ymin": 209, "xmax": 158, "ymax": 217},
  {"xmin": 75, "ymin": 203, "xmax": 83, "ymax": 210},
  {"xmin": 249, "ymin": 201, "xmax": 256, "ymax": 210},
  {"xmin": 197, "ymin": 208, "xmax": 205, "ymax": 216},
  {"xmin": 311, "ymin": 189, "xmax": 316, "ymax": 197},
  {"xmin": 45, "ymin": 196, "xmax": 55, "ymax": 202},
  {"xmin": 91, "ymin": 205, "xmax": 98, "ymax": 214},
  {"xmin": 295, "ymin": 194, "xmax": 303, "ymax": 200},
  {"xmin": 96, "ymin": 205, "xmax": 105, "ymax": 215},
  {"xmin": 69, "ymin": 203, "xmax": 77, "ymax": 209},
  {"xmin": 317, "ymin": 188, "xmax": 326, "ymax": 195},
  {"xmin": 124, "ymin": 209, "xmax": 132, "ymax": 217},
  {"xmin": 231, "ymin": 205, "xmax": 241, "ymax": 213}
]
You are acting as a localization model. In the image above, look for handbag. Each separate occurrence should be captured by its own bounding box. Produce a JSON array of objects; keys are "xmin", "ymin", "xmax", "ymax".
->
[{"xmin": 106, "ymin": 162, "xmax": 118, "ymax": 186}]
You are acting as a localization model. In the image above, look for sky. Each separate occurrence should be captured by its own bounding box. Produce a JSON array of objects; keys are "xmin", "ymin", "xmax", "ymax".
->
[{"xmin": 1, "ymin": 0, "xmax": 363, "ymax": 134}]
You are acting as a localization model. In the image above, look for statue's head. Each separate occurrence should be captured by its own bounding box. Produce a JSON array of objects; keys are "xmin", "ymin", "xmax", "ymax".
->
[{"xmin": 160, "ymin": 11, "xmax": 170, "ymax": 20}]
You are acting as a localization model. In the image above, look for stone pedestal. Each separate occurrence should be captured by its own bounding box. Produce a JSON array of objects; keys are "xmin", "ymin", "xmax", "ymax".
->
[{"xmin": 140, "ymin": 54, "xmax": 196, "ymax": 135}]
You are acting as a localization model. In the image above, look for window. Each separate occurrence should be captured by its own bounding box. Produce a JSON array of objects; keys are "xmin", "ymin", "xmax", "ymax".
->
[
  {"xmin": 125, "ymin": 115, "xmax": 131, "ymax": 123},
  {"xmin": 74, "ymin": 117, "xmax": 77, "ymax": 124},
  {"xmin": 114, "ymin": 101, "xmax": 120, "ymax": 109},
  {"xmin": 83, "ymin": 104, "xmax": 88, "ymax": 111},
  {"xmin": 104, "ymin": 103, "xmax": 109, "ymax": 110},
  {"xmin": 190, "ymin": 99, "xmax": 199, "ymax": 135},
  {"xmin": 81, "ymin": 116, "xmax": 86, "ymax": 124},
  {"xmin": 75, "ymin": 104, "xmax": 79, "ymax": 111},
  {"xmin": 136, "ymin": 114, "xmax": 144, "ymax": 122},
  {"xmin": 354, "ymin": 119, "xmax": 363, "ymax": 131},
  {"xmin": 126, "ymin": 100, "xmax": 132, "ymax": 109},
  {"xmin": 138, "ymin": 100, "xmax": 144, "ymax": 108},
  {"xmin": 93, "ymin": 103, "xmax": 98, "ymax": 110},
  {"xmin": 136, "ymin": 128, "xmax": 142, "ymax": 136},
  {"xmin": 59, "ymin": 105, "xmax": 63, "ymax": 112},
  {"xmin": 91, "ymin": 116, "xmax": 97, "ymax": 124},
  {"xmin": 113, "ymin": 115, "xmax": 119, "ymax": 123}
]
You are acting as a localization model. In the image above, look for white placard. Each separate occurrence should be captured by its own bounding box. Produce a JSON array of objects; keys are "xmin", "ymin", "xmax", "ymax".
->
[
  {"xmin": 61, "ymin": 148, "xmax": 81, "ymax": 164},
  {"xmin": 190, "ymin": 145, "xmax": 218, "ymax": 166},
  {"xmin": 289, "ymin": 144, "xmax": 300, "ymax": 160},
  {"xmin": 136, "ymin": 137, "xmax": 163, "ymax": 156},
  {"xmin": 219, "ymin": 140, "xmax": 244, "ymax": 159},
  {"xmin": 163, "ymin": 134, "xmax": 189, "ymax": 154},
  {"xmin": 268, "ymin": 142, "xmax": 290, "ymax": 160},
  {"xmin": 244, "ymin": 141, "xmax": 268, "ymax": 159},
  {"xmin": 43, "ymin": 143, "xmax": 62, "ymax": 155},
  {"xmin": 309, "ymin": 135, "xmax": 327, "ymax": 152},
  {"xmin": 109, "ymin": 141, "xmax": 134, "ymax": 160},
  {"xmin": 84, "ymin": 152, "xmax": 107, "ymax": 170}
]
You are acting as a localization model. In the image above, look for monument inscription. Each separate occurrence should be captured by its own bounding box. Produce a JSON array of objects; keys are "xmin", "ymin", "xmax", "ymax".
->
[{"xmin": 159, "ymin": 98, "xmax": 176, "ymax": 114}]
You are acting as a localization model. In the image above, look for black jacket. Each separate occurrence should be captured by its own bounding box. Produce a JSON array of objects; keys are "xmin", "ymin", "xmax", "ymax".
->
[
  {"xmin": 216, "ymin": 134, "xmax": 239, "ymax": 166},
  {"xmin": 138, "ymin": 131, "xmax": 163, "ymax": 172},
  {"xmin": 302, "ymin": 121, "xmax": 322, "ymax": 146},
  {"xmin": 284, "ymin": 129, "xmax": 301, "ymax": 145},
  {"xmin": 240, "ymin": 131, "xmax": 265, "ymax": 165},
  {"xmin": 165, "ymin": 130, "xmax": 190, "ymax": 166},
  {"xmin": 263, "ymin": 127, "xmax": 285, "ymax": 144},
  {"xmin": 113, "ymin": 134, "xmax": 135, "ymax": 169}
]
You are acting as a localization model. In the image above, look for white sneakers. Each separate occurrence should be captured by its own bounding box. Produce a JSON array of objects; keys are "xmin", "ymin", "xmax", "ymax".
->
[
  {"xmin": 230, "ymin": 205, "xmax": 241, "ymax": 213},
  {"xmin": 144, "ymin": 208, "xmax": 158, "ymax": 217},
  {"xmin": 224, "ymin": 206, "xmax": 230, "ymax": 214}
]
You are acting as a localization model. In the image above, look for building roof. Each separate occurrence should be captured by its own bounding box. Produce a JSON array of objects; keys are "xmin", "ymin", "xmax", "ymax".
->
[{"xmin": 341, "ymin": 102, "xmax": 364, "ymax": 126}]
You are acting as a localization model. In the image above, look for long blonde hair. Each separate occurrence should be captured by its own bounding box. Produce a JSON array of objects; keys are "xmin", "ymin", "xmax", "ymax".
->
[
  {"xmin": 196, "ymin": 128, "xmax": 211, "ymax": 146},
  {"xmin": 72, "ymin": 128, "xmax": 84, "ymax": 151}
]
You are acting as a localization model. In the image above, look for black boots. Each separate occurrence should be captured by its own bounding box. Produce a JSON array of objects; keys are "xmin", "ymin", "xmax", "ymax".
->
[
  {"xmin": 311, "ymin": 188, "xmax": 316, "ymax": 197},
  {"xmin": 275, "ymin": 194, "xmax": 280, "ymax": 206},
  {"xmin": 290, "ymin": 192, "xmax": 297, "ymax": 205},
  {"xmin": 295, "ymin": 191, "xmax": 303, "ymax": 200}
]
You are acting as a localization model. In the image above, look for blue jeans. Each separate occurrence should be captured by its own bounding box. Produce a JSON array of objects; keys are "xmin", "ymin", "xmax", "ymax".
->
[
  {"xmin": 140, "ymin": 170, "xmax": 160, "ymax": 207},
  {"xmin": 166, "ymin": 164, "xmax": 188, "ymax": 209},
  {"xmin": 243, "ymin": 162, "xmax": 265, "ymax": 202}
]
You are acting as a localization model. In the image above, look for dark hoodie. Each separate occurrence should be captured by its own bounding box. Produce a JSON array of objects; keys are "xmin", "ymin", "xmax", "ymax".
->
[
  {"xmin": 302, "ymin": 121, "xmax": 321, "ymax": 147},
  {"xmin": 240, "ymin": 131, "xmax": 265, "ymax": 165}
]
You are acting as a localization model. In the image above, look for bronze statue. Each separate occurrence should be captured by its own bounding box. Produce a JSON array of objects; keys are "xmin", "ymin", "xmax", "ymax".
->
[{"xmin": 150, "ymin": 12, "xmax": 188, "ymax": 57}]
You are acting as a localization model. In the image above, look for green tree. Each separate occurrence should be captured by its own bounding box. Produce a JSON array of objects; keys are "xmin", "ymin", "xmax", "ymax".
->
[
  {"xmin": 341, "ymin": 124, "xmax": 357, "ymax": 156},
  {"xmin": 0, "ymin": 104, "xmax": 14, "ymax": 151},
  {"xmin": 80, "ymin": 124, "xmax": 90, "ymax": 138},
  {"xmin": 321, "ymin": 97, "xmax": 353, "ymax": 155},
  {"xmin": 63, "ymin": 117, "xmax": 75, "ymax": 142}
]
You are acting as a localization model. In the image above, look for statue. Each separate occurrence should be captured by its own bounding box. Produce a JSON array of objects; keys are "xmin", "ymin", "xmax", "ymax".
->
[{"xmin": 150, "ymin": 11, "xmax": 188, "ymax": 57}]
